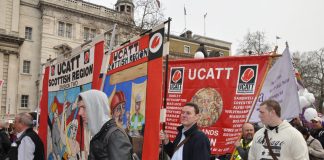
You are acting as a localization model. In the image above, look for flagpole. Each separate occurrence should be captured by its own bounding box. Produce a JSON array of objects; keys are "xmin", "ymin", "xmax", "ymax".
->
[
  {"xmin": 184, "ymin": 4, "xmax": 187, "ymax": 31},
  {"xmin": 204, "ymin": 12, "xmax": 207, "ymax": 36},
  {"xmin": 204, "ymin": 15, "xmax": 206, "ymax": 36}
]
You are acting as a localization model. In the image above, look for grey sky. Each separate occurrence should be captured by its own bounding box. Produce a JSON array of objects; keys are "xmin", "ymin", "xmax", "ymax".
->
[{"xmin": 89, "ymin": 0, "xmax": 324, "ymax": 54}]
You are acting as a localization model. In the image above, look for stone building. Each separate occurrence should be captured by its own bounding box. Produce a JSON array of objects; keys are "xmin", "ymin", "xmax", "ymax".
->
[
  {"xmin": 0, "ymin": 0, "xmax": 138, "ymax": 120},
  {"xmin": 169, "ymin": 30, "xmax": 231, "ymax": 59},
  {"xmin": 0, "ymin": 0, "xmax": 231, "ymax": 121}
]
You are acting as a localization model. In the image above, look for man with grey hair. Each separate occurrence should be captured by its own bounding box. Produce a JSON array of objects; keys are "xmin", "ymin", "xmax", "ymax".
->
[
  {"xmin": 0, "ymin": 120, "xmax": 11, "ymax": 159},
  {"xmin": 6, "ymin": 112, "xmax": 44, "ymax": 160}
]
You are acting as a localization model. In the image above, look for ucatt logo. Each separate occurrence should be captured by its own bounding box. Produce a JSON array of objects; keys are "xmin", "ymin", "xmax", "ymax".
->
[
  {"xmin": 51, "ymin": 65, "xmax": 55, "ymax": 76},
  {"xmin": 169, "ymin": 67, "xmax": 185, "ymax": 93},
  {"xmin": 84, "ymin": 50, "xmax": 90, "ymax": 64},
  {"xmin": 236, "ymin": 65, "xmax": 258, "ymax": 94}
]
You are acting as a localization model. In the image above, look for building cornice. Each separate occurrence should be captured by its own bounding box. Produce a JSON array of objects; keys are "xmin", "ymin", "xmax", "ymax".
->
[
  {"xmin": 39, "ymin": 0, "xmax": 135, "ymax": 28},
  {"xmin": 0, "ymin": 33, "xmax": 25, "ymax": 46},
  {"xmin": 170, "ymin": 34, "xmax": 230, "ymax": 51}
]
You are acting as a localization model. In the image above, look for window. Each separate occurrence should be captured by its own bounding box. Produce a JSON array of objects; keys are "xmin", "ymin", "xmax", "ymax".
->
[
  {"xmin": 120, "ymin": 5, "xmax": 125, "ymax": 12},
  {"xmin": 58, "ymin": 21, "xmax": 72, "ymax": 38},
  {"xmin": 184, "ymin": 45, "xmax": 190, "ymax": 54},
  {"xmin": 127, "ymin": 6, "xmax": 131, "ymax": 12},
  {"xmin": 58, "ymin": 22, "xmax": 65, "ymax": 37},
  {"xmin": 66, "ymin": 23, "xmax": 72, "ymax": 38},
  {"xmin": 21, "ymin": 95, "xmax": 29, "ymax": 108},
  {"xmin": 25, "ymin": 27, "xmax": 32, "ymax": 40},
  {"xmin": 23, "ymin": 60, "xmax": 31, "ymax": 74},
  {"xmin": 84, "ymin": 27, "xmax": 96, "ymax": 41}
]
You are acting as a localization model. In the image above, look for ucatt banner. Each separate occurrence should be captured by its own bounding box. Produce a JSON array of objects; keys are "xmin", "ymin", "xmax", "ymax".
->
[
  {"xmin": 165, "ymin": 56, "xmax": 269, "ymax": 155},
  {"xmin": 103, "ymin": 24, "xmax": 165, "ymax": 160},
  {"xmin": 38, "ymin": 40, "xmax": 105, "ymax": 159}
]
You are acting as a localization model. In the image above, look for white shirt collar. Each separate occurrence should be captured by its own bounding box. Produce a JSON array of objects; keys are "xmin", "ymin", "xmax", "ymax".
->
[{"xmin": 16, "ymin": 129, "xmax": 26, "ymax": 138}]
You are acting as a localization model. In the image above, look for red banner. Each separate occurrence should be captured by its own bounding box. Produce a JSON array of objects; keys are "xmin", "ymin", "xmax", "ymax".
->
[
  {"xmin": 103, "ymin": 24, "xmax": 165, "ymax": 160},
  {"xmin": 165, "ymin": 56, "xmax": 270, "ymax": 155},
  {"xmin": 38, "ymin": 40, "xmax": 105, "ymax": 159}
]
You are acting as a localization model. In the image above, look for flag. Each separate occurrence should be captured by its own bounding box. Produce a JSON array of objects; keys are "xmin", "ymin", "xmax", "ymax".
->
[
  {"xmin": 249, "ymin": 48, "xmax": 301, "ymax": 122},
  {"xmin": 0, "ymin": 80, "xmax": 3, "ymax": 87},
  {"xmin": 156, "ymin": 0, "xmax": 160, "ymax": 8},
  {"xmin": 204, "ymin": 12, "xmax": 207, "ymax": 18},
  {"xmin": 276, "ymin": 36, "xmax": 281, "ymax": 39},
  {"xmin": 184, "ymin": 6, "xmax": 187, "ymax": 15}
]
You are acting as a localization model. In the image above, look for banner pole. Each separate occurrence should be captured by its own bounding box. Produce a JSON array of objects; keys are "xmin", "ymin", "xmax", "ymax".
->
[
  {"xmin": 246, "ymin": 56, "xmax": 273, "ymax": 122},
  {"xmin": 229, "ymin": 56, "xmax": 273, "ymax": 160},
  {"xmin": 100, "ymin": 24, "xmax": 117, "ymax": 91},
  {"xmin": 161, "ymin": 17, "xmax": 171, "ymax": 160}
]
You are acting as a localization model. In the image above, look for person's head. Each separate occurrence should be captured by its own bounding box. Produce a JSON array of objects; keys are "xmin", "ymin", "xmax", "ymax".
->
[
  {"xmin": 289, "ymin": 117, "xmax": 302, "ymax": 127},
  {"xmin": 311, "ymin": 117, "xmax": 323, "ymax": 129},
  {"xmin": 181, "ymin": 102, "xmax": 200, "ymax": 129},
  {"xmin": 14, "ymin": 112, "xmax": 33, "ymax": 133},
  {"xmin": 135, "ymin": 94, "xmax": 142, "ymax": 112},
  {"xmin": 78, "ymin": 90, "xmax": 111, "ymax": 136},
  {"xmin": 296, "ymin": 126, "xmax": 310, "ymax": 140},
  {"xmin": 0, "ymin": 120, "xmax": 6, "ymax": 129},
  {"xmin": 110, "ymin": 91, "xmax": 126, "ymax": 119},
  {"xmin": 242, "ymin": 123, "xmax": 255, "ymax": 141},
  {"xmin": 259, "ymin": 99, "xmax": 281, "ymax": 126}
]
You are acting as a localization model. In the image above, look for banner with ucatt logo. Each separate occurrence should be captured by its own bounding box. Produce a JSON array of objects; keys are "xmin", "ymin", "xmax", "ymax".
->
[
  {"xmin": 165, "ymin": 56, "xmax": 270, "ymax": 155},
  {"xmin": 38, "ymin": 40, "xmax": 105, "ymax": 159},
  {"xmin": 103, "ymin": 24, "xmax": 165, "ymax": 160}
]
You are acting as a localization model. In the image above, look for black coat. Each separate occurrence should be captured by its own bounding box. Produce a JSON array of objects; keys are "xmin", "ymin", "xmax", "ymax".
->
[
  {"xmin": 89, "ymin": 119, "xmax": 133, "ymax": 160},
  {"xmin": 0, "ymin": 129, "xmax": 11, "ymax": 159},
  {"xmin": 164, "ymin": 123, "xmax": 210, "ymax": 160}
]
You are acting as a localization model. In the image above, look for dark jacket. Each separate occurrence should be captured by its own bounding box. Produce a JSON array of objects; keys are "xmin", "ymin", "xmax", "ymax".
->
[
  {"xmin": 89, "ymin": 119, "xmax": 133, "ymax": 160},
  {"xmin": 7, "ymin": 128, "xmax": 45, "ymax": 160},
  {"xmin": 164, "ymin": 123, "xmax": 210, "ymax": 160},
  {"xmin": 311, "ymin": 128, "xmax": 324, "ymax": 149},
  {"xmin": 0, "ymin": 129, "xmax": 11, "ymax": 159}
]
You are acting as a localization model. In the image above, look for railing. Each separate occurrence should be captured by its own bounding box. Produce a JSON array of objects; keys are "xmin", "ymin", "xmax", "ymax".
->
[{"xmin": 40, "ymin": 0, "xmax": 129, "ymax": 22}]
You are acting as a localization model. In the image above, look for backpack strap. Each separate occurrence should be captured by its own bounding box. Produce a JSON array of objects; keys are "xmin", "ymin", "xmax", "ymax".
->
[
  {"xmin": 264, "ymin": 129, "xmax": 278, "ymax": 160},
  {"xmin": 308, "ymin": 138, "xmax": 316, "ymax": 146}
]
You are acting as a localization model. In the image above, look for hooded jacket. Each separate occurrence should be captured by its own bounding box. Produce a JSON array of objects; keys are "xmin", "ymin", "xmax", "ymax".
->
[
  {"xmin": 79, "ymin": 90, "xmax": 111, "ymax": 136},
  {"xmin": 249, "ymin": 120, "xmax": 309, "ymax": 160},
  {"xmin": 79, "ymin": 90, "xmax": 132, "ymax": 160}
]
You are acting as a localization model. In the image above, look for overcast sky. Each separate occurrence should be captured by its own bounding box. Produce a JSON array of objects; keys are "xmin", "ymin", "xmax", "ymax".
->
[{"xmin": 89, "ymin": 0, "xmax": 324, "ymax": 54}]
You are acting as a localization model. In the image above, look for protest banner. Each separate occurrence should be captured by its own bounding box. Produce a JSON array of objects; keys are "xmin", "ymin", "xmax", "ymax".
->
[
  {"xmin": 165, "ymin": 56, "xmax": 270, "ymax": 155},
  {"xmin": 250, "ymin": 48, "xmax": 301, "ymax": 122},
  {"xmin": 102, "ymin": 23, "xmax": 166, "ymax": 160},
  {"xmin": 38, "ymin": 38, "xmax": 105, "ymax": 159}
]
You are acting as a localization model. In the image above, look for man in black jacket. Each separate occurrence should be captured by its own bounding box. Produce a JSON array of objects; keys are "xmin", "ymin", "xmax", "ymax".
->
[
  {"xmin": 160, "ymin": 102, "xmax": 210, "ymax": 160},
  {"xmin": 78, "ymin": 89, "xmax": 133, "ymax": 160},
  {"xmin": 0, "ymin": 120, "xmax": 11, "ymax": 159}
]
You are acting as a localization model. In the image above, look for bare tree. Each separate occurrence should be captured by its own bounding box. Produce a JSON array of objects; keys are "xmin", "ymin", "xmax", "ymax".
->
[
  {"xmin": 134, "ymin": 0, "xmax": 165, "ymax": 31},
  {"xmin": 293, "ymin": 48, "xmax": 324, "ymax": 113},
  {"xmin": 237, "ymin": 31, "xmax": 271, "ymax": 55}
]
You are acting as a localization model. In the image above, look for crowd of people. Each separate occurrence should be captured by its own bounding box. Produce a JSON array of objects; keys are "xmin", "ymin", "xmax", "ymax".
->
[
  {"xmin": 228, "ymin": 100, "xmax": 324, "ymax": 160},
  {"xmin": 1, "ymin": 90, "xmax": 324, "ymax": 160}
]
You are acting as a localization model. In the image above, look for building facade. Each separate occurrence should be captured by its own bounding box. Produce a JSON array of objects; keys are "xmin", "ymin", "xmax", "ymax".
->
[
  {"xmin": 0, "ymin": 0, "xmax": 138, "ymax": 120},
  {"xmin": 169, "ymin": 30, "xmax": 231, "ymax": 59},
  {"xmin": 0, "ymin": 0, "xmax": 231, "ymax": 121}
]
